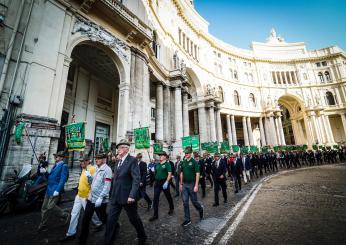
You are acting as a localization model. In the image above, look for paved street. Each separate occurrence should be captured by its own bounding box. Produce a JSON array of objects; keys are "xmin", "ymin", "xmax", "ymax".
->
[{"xmin": 1, "ymin": 163, "xmax": 346, "ymax": 245}]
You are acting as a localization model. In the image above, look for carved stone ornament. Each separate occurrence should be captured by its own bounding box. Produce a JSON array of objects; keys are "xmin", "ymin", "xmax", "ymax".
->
[{"xmin": 72, "ymin": 16, "xmax": 129, "ymax": 62}]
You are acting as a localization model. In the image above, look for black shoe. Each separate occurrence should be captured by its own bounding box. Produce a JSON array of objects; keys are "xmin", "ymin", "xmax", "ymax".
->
[
  {"xmin": 37, "ymin": 225, "xmax": 48, "ymax": 232},
  {"xmin": 224, "ymin": 199, "xmax": 227, "ymax": 204},
  {"xmin": 147, "ymin": 202, "xmax": 153, "ymax": 210},
  {"xmin": 168, "ymin": 209, "xmax": 174, "ymax": 215},
  {"xmin": 149, "ymin": 216, "xmax": 158, "ymax": 222},
  {"xmin": 175, "ymin": 194, "xmax": 179, "ymax": 197},
  {"xmin": 199, "ymin": 207, "xmax": 204, "ymax": 220},
  {"xmin": 138, "ymin": 237, "xmax": 147, "ymax": 245},
  {"xmin": 91, "ymin": 223, "xmax": 103, "ymax": 232},
  {"xmin": 234, "ymin": 190, "xmax": 238, "ymax": 194},
  {"xmin": 181, "ymin": 220, "xmax": 191, "ymax": 227},
  {"xmin": 59, "ymin": 234, "xmax": 76, "ymax": 243},
  {"xmin": 212, "ymin": 203, "xmax": 219, "ymax": 207}
]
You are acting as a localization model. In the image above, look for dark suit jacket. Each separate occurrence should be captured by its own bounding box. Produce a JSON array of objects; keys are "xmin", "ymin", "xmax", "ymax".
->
[
  {"xmin": 211, "ymin": 158, "xmax": 227, "ymax": 180},
  {"xmin": 111, "ymin": 155, "xmax": 140, "ymax": 205},
  {"xmin": 138, "ymin": 160, "xmax": 148, "ymax": 186},
  {"xmin": 232, "ymin": 157, "xmax": 243, "ymax": 175}
]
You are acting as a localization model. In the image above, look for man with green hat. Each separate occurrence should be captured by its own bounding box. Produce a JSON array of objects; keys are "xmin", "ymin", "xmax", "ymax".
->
[
  {"xmin": 179, "ymin": 147, "xmax": 204, "ymax": 226},
  {"xmin": 149, "ymin": 151, "xmax": 174, "ymax": 221}
]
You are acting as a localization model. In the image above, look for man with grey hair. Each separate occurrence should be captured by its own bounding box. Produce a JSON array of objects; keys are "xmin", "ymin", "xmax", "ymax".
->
[{"xmin": 105, "ymin": 140, "xmax": 146, "ymax": 245}]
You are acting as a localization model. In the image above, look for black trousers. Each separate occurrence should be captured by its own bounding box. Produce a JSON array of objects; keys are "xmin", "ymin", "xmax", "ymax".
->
[
  {"xmin": 206, "ymin": 174, "xmax": 214, "ymax": 187},
  {"xmin": 139, "ymin": 186, "xmax": 152, "ymax": 205},
  {"xmin": 232, "ymin": 173, "xmax": 242, "ymax": 191},
  {"xmin": 213, "ymin": 179, "xmax": 227, "ymax": 204},
  {"xmin": 153, "ymin": 180, "xmax": 174, "ymax": 217},
  {"xmin": 79, "ymin": 200, "xmax": 107, "ymax": 244},
  {"xmin": 199, "ymin": 177, "xmax": 206, "ymax": 197},
  {"xmin": 104, "ymin": 202, "xmax": 146, "ymax": 245}
]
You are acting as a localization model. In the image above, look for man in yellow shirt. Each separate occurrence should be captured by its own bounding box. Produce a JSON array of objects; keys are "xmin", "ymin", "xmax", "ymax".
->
[{"xmin": 60, "ymin": 155, "xmax": 100, "ymax": 242}]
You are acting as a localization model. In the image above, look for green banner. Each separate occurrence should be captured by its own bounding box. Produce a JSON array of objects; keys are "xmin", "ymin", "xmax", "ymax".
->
[
  {"xmin": 241, "ymin": 146, "xmax": 249, "ymax": 154},
  {"xmin": 191, "ymin": 135, "xmax": 200, "ymax": 152},
  {"xmin": 65, "ymin": 122, "xmax": 86, "ymax": 151},
  {"xmin": 250, "ymin": 145, "xmax": 258, "ymax": 153},
  {"xmin": 182, "ymin": 136, "xmax": 191, "ymax": 150},
  {"xmin": 208, "ymin": 141, "xmax": 219, "ymax": 153},
  {"xmin": 220, "ymin": 141, "xmax": 230, "ymax": 153},
  {"xmin": 273, "ymin": 145, "xmax": 280, "ymax": 152},
  {"xmin": 232, "ymin": 145, "xmax": 240, "ymax": 152},
  {"xmin": 261, "ymin": 146, "xmax": 269, "ymax": 153},
  {"xmin": 134, "ymin": 127, "xmax": 150, "ymax": 149},
  {"xmin": 15, "ymin": 122, "xmax": 26, "ymax": 144},
  {"xmin": 153, "ymin": 143, "xmax": 163, "ymax": 154},
  {"xmin": 312, "ymin": 144, "xmax": 318, "ymax": 150},
  {"xmin": 201, "ymin": 142, "xmax": 209, "ymax": 151},
  {"xmin": 102, "ymin": 138, "xmax": 109, "ymax": 151},
  {"xmin": 333, "ymin": 145, "xmax": 339, "ymax": 149}
]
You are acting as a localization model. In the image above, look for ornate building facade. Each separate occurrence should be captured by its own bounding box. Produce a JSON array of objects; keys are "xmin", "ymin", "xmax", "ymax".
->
[{"xmin": 1, "ymin": 0, "xmax": 346, "ymax": 187}]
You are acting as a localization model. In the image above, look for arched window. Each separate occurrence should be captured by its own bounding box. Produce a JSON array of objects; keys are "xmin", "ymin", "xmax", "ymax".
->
[
  {"xmin": 218, "ymin": 86, "xmax": 224, "ymax": 101},
  {"xmin": 249, "ymin": 93, "xmax": 256, "ymax": 107},
  {"xmin": 318, "ymin": 72, "xmax": 324, "ymax": 82},
  {"xmin": 229, "ymin": 69, "xmax": 233, "ymax": 79},
  {"xmin": 152, "ymin": 31, "xmax": 160, "ymax": 60},
  {"xmin": 325, "ymin": 71, "xmax": 331, "ymax": 81},
  {"xmin": 249, "ymin": 73, "xmax": 254, "ymax": 82},
  {"xmin": 326, "ymin": 91, "xmax": 336, "ymax": 105},
  {"xmin": 234, "ymin": 90, "xmax": 240, "ymax": 105},
  {"xmin": 244, "ymin": 72, "xmax": 249, "ymax": 82}
]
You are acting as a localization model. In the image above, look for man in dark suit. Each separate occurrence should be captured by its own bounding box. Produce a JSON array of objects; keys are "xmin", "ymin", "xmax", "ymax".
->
[
  {"xmin": 104, "ymin": 140, "xmax": 146, "ymax": 245},
  {"xmin": 231, "ymin": 154, "xmax": 243, "ymax": 193},
  {"xmin": 136, "ymin": 153, "xmax": 152, "ymax": 210},
  {"xmin": 211, "ymin": 152, "xmax": 227, "ymax": 206}
]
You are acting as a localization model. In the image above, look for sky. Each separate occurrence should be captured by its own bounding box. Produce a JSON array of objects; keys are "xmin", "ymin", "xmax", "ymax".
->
[{"xmin": 194, "ymin": 0, "xmax": 346, "ymax": 51}]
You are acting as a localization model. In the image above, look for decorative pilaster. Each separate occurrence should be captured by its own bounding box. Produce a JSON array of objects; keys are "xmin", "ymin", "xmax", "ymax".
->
[
  {"xmin": 208, "ymin": 106, "xmax": 217, "ymax": 142},
  {"xmin": 242, "ymin": 116, "xmax": 249, "ymax": 146},
  {"xmin": 155, "ymin": 83, "xmax": 163, "ymax": 141},
  {"xmin": 182, "ymin": 92, "xmax": 190, "ymax": 136},
  {"xmin": 246, "ymin": 117, "xmax": 254, "ymax": 145},
  {"xmin": 163, "ymin": 86, "xmax": 171, "ymax": 142},
  {"xmin": 259, "ymin": 117, "xmax": 266, "ymax": 146},
  {"xmin": 226, "ymin": 115, "xmax": 233, "ymax": 146},
  {"xmin": 174, "ymin": 87, "xmax": 183, "ymax": 143},
  {"xmin": 231, "ymin": 115, "xmax": 237, "ymax": 145},
  {"xmin": 197, "ymin": 103, "xmax": 208, "ymax": 143},
  {"xmin": 216, "ymin": 107, "xmax": 223, "ymax": 142}
]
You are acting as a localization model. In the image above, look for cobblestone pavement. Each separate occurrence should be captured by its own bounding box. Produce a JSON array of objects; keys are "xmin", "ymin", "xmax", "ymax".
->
[{"xmin": 1, "ymin": 163, "xmax": 345, "ymax": 245}]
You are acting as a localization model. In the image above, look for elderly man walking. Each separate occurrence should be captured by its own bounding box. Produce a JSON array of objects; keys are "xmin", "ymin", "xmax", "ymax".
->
[
  {"xmin": 105, "ymin": 140, "xmax": 147, "ymax": 245},
  {"xmin": 79, "ymin": 152, "xmax": 112, "ymax": 245},
  {"xmin": 37, "ymin": 151, "xmax": 69, "ymax": 232}
]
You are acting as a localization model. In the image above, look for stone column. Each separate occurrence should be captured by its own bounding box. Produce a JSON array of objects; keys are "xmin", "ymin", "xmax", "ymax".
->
[
  {"xmin": 208, "ymin": 106, "xmax": 217, "ymax": 142},
  {"xmin": 340, "ymin": 113, "xmax": 346, "ymax": 138},
  {"xmin": 277, "ymin": 115, "xmax": 286, "ymax": 145},
  {"xmin": 303, "ymin": 115, "xmax": 314, "ymax": 148},
  {"xmin": 170, "ymin": 89, "xmax": 175, "ymax": 141},
  {"xmin": 322, "ymin": 114, "xmax": 334, "ymax": 143},
  {"xmin": 216, "ymin": 107, "xmax": 223, "ymax": 142},
  {"xmin": 231, "ymin": 115, "xmax": 237, "ymax": 145},
  {"xmin": 291, "ymin": 119, "xmax": 300, "ymax": 144},
  {"xmin": 174, "ymin": 87, "xmax": 183, "ymax": 143},
  {"xmin": 193, "ymin": 110, "xmax": 199, "ymax": 135},
  {"xmin": 155, "ymin": 83, "xmax": 164, "ymax": 141},
  {"xmin": 259, "ymin": 117, "xmax": 266, "ymax": 146},
  {"xmin": 311, "ymin": 113, "xmax": 322, "ymax": 144},
  {"xmin": 269, "ymin": 116, "xmax": 278, "ymax": 145},
  {"xmin": 247, "ymin": 117, "xmax": 254, "ymax": 145},
  {"xmin": 116, "ymin": 83, "xmax": 130, "ymax": 140},
  {"xmin": 242, "ymin": 116, "xmax": 249, "ymax": 146},
  {"xmin": 226, "ymin": 115, "xmax": 233, "ymax": 146},
  {"xmin": 274, "ymin": 117, "xmax": 281, "ymax": 145},
  {"xmin": 197, "ymin": 102, "xmax": 208, "ymax": 143},
  {"xmin": 163, "ymin": 86, "xmax": 171, "ymax": 142},
  {"xmin": 264, "ymin": 117, "xmax": 271, "ymax": 145},
  {"xmin": 316, "ymin": 116, "xmax": 327, "ymax": 144},
  {"xmin": 182, "ymin": 92, "xmax": 190, "ymax": 136}
]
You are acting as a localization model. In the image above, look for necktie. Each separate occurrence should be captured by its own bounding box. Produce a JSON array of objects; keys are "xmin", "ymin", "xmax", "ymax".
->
[{"xmin": 117, "ymin": 160, "xmax": 123, "ymax": 169}]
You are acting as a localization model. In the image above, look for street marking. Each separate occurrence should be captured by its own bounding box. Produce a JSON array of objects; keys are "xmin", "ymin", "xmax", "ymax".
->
[
  {"xmin": 203, "ymin": 183, "xmax": 259, "ymax": 245},
  {"xmin": 218, "ymin": 182, "xmax": 263, "ymax": 245}
]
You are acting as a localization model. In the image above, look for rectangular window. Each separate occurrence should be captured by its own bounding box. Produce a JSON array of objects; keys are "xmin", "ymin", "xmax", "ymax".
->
[
  {"xmin": 322, "ymin": 61, "xmax": 327, "ymax": 66},
  {"xmin": 316, "ymin": 62, "xmax": 321, "ymax": 67},
  {"xmin": 151, "ymin": 108, "xmax": 156, "ymax": 119}
]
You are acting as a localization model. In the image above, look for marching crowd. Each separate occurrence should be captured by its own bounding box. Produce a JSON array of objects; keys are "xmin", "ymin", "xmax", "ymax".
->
[{"xmin": 35, "ymin": 140, "xmax": 345, "ymax": 245}]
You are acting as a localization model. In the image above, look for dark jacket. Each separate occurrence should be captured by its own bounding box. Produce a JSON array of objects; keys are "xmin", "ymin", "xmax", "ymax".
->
[
  {"xmin": 111, "ymin": 155, "xmax": 140, "ymax": 205},
  {"xmin": 232, "ymin": 157, "xmax": 243, "ymax": 175},
  {"xmin": 211, "ymin": 158, "xmax": 227, "ymax": 180},
  {"xmin": 138, "ymin": 160, "xmax": 148, "ymax": 186}
]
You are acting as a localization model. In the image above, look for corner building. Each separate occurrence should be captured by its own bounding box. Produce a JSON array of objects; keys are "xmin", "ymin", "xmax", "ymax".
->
[{"xmin": 1, "ymin": 0, "xmax": 346, "ymax": 188}]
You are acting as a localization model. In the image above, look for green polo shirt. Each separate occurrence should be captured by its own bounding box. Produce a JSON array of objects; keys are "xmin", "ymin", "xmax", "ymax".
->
[
  {"xmin": 155, "ymin": 161, "xmax": 171, "ymax": 181},
  {"xmin": 181, "ymin": 157, "xmax": 200, "ymax": 183}
]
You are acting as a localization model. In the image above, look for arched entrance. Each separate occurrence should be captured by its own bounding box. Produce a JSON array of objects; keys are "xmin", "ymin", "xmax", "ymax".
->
[
  {"xmin": 58, "ymin": 41, "xmax": 121, "ymax": 164},
  {"xmin": 278, "ymin": 95, "xmax": 306, "ymax": 145}
]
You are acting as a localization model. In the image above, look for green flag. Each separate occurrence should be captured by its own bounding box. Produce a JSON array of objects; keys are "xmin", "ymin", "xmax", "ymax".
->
[
  {"xmin": 241, "ymin": 146, "xmax": 249, "ymax": 154},
  {"xmin": 102, "ymin": 138, "xmax": 109, "ymax": 151},
  {"xmin": 232, "ymin": 145, "xmax": 240, "ymax": 152},
  {"xmin": 65, "ymin": 122, "xmax": 86, "ymax": 151},
  {"xmin": 312, "ymin": 144, "xmax": 318, "ymax": 150},
  {"xmin": 182, "ymin": 136, "xmax": 191, "ymax": 149},
  {"xmin": 191, "ymin": 135, "xmax": 200, "ymax": 152},
  {"xmin": 15, "ymin": 122, "xmax": 26, "ymax": 144},
  {"xmin": 134, "ymin": 127, "xmax": 150, "ymax": 149},
  {"xmin": 153, "ymin": 143, "xmax": 163, "ymax": 154},
  {"xmin": 250, "ymin": 145, "xmax": 258, "ymax": 153},
  {"xmin": 220, "ymin": 141, "xmax": 230, "ymax": 153}
]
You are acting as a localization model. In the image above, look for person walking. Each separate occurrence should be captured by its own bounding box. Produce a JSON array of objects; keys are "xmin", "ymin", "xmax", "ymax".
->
[
  {"xmin": 179, "ymin": 147, "xmax": 204, "ymax": 227},
  {"xmin": 149, "ymin": 151, "xmax": 174, "ymax": 221},
  {"xmin": 174, "ymin": 155, "xmax": 182, "ymax": 197},
  {"xmin": 136, "ymin": 153, "xmax": 152, "ymax": 210},
  {"xmin": 60, "ymin": 155, "xmax": 101, "ymax": 242},
  {"xmin": 78, "ymin": 152, "xmax": 112, "ymax": 245},
  {"xmin": 37, "ymin": 151, "xmax": 69, "ymax": 232},
  {"xmin": 105, "ymin": 140, "xmax": 147, "ymax": 245},
  {"xmin": 211, "ymin": 152, "xmax": 228, "ymax": 206}
]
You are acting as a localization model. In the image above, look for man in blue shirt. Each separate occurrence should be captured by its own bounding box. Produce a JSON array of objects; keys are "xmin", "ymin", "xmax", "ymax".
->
[{"xmin": 37, "ymin": 151, "xmax": 69, "ymax": 231}]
